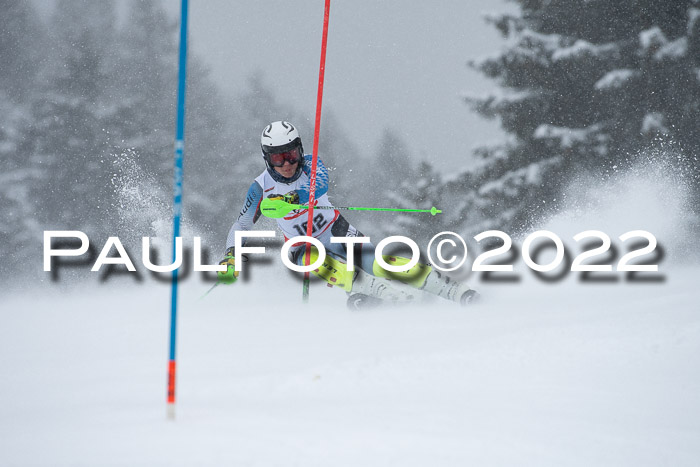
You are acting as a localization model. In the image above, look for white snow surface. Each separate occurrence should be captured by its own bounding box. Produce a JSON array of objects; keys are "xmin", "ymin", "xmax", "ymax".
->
[{"xmin": 1, "ymin": 267, "xmax": 699, "ymax": 466}]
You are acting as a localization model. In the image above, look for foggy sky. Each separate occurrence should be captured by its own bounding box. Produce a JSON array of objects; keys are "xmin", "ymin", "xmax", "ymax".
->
[
  {"xmin": 165, "ymin": 0, "xmax": 512, "ymax": 174},
  {"xmin": 35, "ymin": 0, "xmax": 515, "ymax": 175}
]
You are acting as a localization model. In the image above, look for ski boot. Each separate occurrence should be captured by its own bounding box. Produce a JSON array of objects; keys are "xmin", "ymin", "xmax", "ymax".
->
[
  {"xmin": 347, "ymin": 267, "xmax": 416, "ymax": 309},
  {"xmin": 421, "ymin": 269, "xmax": 479, "ymax": 305},
  {"xmin": 373, "ymin": 255, "xmax": 479, "ymax": 306}
]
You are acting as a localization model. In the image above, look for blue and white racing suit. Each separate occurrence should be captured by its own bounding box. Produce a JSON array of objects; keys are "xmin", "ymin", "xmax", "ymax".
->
[{"xmin": 225, "ymin": 155, "xmax": 377, "ymax": 273}]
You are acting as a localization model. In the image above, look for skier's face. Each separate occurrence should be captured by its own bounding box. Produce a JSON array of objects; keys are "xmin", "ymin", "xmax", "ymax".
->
[
  {"xmin": 268, "ymin": 146, "xmax": 301, "ymax": 179},
  {"xmin": 273, "ymin": 158, "xmax": 299, "ymax": 179}
]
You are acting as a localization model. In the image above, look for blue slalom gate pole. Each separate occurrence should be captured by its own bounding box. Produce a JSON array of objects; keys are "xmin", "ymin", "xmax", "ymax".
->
[{"xmin": 167, "ymin": 0, "xmax": 188, "ymax": 419}]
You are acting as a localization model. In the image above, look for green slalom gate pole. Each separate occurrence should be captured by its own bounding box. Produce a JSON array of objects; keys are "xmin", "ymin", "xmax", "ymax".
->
[{"xmin": 260, "ymin": 198, "xmax": 442, "ymax": 219}]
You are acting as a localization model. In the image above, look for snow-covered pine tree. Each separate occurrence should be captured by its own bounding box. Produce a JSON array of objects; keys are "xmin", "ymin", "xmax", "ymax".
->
[
  {"xmin": 359, "ymin": 128, "xmax": 416, "ymax": 236},
  {"xmin": 467, "ymin": 0, "xmax": 700, "ymax": 233},
  {"xmin": 181, "ymin": 53, "xmax": 235, "ymax": 240},
  {"xmin": 0, "ymin": 0, "xmax": 47, "ymax": 280},
  {"xmin": 374, "ymin": 128, "xmax": 415, "ymax": 184},
  {"xmin": 387, "ymin": 161, "xmax": 441, "ymax": 241},
  {"xmin": 388, "ymin": 161, "xmax": 485, "ymax": 252},
  {"xmin": 0, "ymin": 0, "xmax": 45, "ymax": 102},
  {"xmin": 113, "ymin": 0, "xmax": 236, "ymax": 243},
  {"xmin": 23, "ymin": 0, "xmax": 121, "ymax": 235},
  {"xmin": 111, "ymin": 0, "xmax": 178, "ymax": 174},
  {"xmin": 317, "ymin": 112, "xmax": 361, "ymax": 201}
]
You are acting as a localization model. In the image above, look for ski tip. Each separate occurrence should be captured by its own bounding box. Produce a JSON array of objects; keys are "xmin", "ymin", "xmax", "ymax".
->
[{"xmin": 430, "ymin": 206, "xmax": 442, "ymax": 216}]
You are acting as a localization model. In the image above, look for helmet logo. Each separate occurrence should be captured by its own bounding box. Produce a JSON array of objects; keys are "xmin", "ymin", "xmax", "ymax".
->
[
  {"xmin": 281, "ymin": 121, "xmax": 295, "ymax": 135},
  {"xmin": 262, "ymin": 124, "xmax": 273, "ymax": 139}
]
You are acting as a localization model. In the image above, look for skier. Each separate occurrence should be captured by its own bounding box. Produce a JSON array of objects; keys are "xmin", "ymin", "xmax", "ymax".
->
[{"xmin": 218, "ymin": 121, "xmax": 478, "ymax": 308}]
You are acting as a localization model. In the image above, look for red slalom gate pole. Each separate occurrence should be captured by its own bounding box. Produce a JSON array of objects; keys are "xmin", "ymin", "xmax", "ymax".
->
[{"xmin": 303, "ymin": 0, "xmax": 331, "ymax": 302}]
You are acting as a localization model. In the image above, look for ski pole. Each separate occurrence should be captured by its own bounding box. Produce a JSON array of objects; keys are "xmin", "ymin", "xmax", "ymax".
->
[
  {"xmin": 199, "ymin": 281, "xmax": 220, "ymax": 300},
  {"xmin": 260, "ymin": 198, "xmax": 442, "ymax": 219}
]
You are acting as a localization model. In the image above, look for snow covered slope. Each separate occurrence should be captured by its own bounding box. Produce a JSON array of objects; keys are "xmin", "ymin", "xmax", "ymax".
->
[{"xmin": 1, "ymin": 264, "xmax": 698, "ymax": 466}]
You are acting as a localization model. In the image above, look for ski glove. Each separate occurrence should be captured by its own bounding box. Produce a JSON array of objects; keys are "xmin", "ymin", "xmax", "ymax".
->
[
  {"xmin": 267, "ymin": 191, "xmax": 299, "ymax": 205},
  {"xmin": 217, "ymin": 247, "xmax": 239, "ymax": 284}
]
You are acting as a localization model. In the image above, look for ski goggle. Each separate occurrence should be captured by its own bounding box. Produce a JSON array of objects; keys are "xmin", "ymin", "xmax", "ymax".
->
[{"xmin": 267, "ymin": 148, "xmax": 301, "ymax": 167}]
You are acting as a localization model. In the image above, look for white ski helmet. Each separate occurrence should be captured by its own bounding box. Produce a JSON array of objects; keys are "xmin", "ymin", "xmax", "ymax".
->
[{"xmin": 260, "ymin": 121, "xmax": 304, "ymax": 183}]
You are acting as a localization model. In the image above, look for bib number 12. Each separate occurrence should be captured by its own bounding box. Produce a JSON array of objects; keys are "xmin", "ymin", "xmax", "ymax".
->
[{"xmin": 293, "ymin": 214, "xmax": 328, "ymax": 236}]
